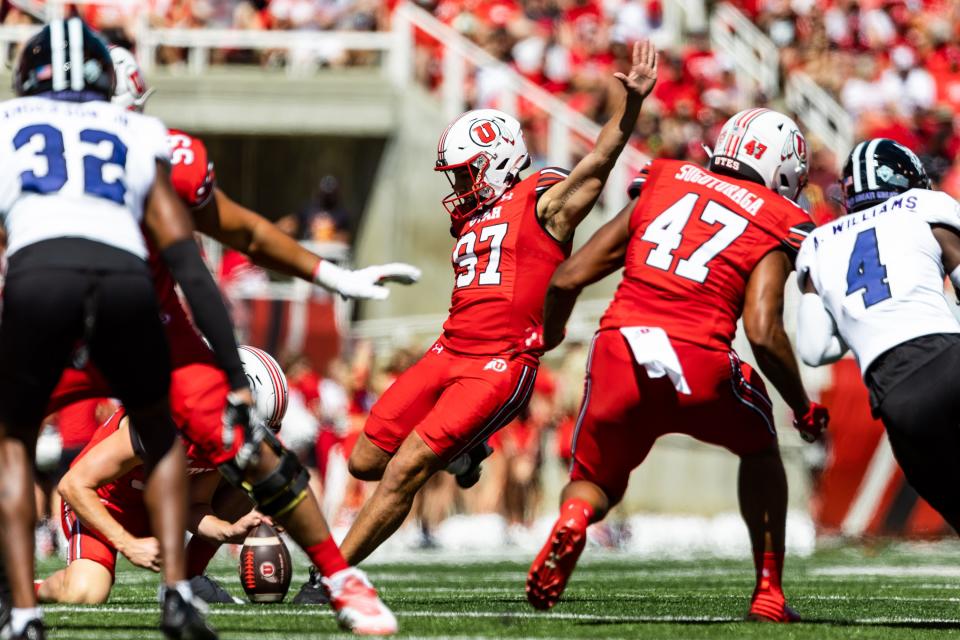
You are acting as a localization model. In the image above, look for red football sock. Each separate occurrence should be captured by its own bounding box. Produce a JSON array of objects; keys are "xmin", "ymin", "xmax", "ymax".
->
[
  {"xmin": 185, "ymin": 536, "xmax": 221, "ymax": 578},
  {"xmin": 305, "ymin": 537, "xmax": 349, "ymax": 578},
  {"xmin": 559, "ymin": 498, "xmax": 595, "ymax": 530},
  {"xmin": 754, "ymin": 551, "xmax": 784, "ymax": 592}
]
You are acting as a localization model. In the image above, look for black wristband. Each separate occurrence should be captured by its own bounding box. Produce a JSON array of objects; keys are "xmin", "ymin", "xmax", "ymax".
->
[{"xmin": 160, "ymin": 238, "xmax": 247, "ymax": 390}]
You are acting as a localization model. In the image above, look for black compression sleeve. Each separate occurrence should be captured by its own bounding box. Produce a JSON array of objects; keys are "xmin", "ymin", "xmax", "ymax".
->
[{"xmin": 160, "ymin": 238, "xmax": 247, "ymax": 390}]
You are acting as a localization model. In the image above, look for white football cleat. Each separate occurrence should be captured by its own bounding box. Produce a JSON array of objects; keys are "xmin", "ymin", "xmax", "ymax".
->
[{"xmin": 323, "ymin": 567, "xmax": 397, "ymax": 636}]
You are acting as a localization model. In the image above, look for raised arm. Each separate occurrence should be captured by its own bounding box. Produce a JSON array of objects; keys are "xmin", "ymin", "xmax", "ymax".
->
[
  {"xmin": 193, "ymin": 188, "xmax": 420, "ymax": 300},
  {"xmin": 539, "ymin": 202, "xmax": 634, "ymax": 351},
  {"xmin": 536, "ymin": 41, "xmax": 658, "ymax": 242},
  {"xmin": 57, "ymin": 417, "xmax": 161, "ymax": 571}
]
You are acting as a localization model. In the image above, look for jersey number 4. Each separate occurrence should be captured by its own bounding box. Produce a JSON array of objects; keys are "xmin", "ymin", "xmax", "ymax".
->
[
  {"xmin": 14, "ymin": 125, "xmax": 128, "ymax": 205},
  {"xmin": 642, "ymin": 193, "xmax": 748, "ymax": 283},
  {"xmin": 454, "ymin": 223, "xmax": 508, "ymax": 288},
  {"xmin": 846, "ymin": 228, "xmax": 892, "ymax": 307}
]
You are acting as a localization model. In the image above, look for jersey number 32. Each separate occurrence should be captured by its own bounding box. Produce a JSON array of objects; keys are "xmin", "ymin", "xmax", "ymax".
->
[{"xmin": 15, "ymin": 124, "xmax": 128, "ymax": 205}]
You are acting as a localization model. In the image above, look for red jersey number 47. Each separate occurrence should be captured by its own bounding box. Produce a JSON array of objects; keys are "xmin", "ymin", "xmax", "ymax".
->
[{"xmin": 642, "ymin": 194, "xmax": 748, "ymax": 283}]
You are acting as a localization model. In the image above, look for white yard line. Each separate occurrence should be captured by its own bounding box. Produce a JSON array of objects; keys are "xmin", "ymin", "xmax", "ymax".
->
[{"xmin": 812, "ymin": 566, "xmax": 960, "ymax": 578}]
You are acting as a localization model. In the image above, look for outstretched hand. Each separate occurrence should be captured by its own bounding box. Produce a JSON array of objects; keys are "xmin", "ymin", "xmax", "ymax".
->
[{"xmin": 614, "ymin": 39, "xmax": 658, "ymax": 99}]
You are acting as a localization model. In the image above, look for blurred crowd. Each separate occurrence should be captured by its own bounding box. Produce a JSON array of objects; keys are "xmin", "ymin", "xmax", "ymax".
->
[{"xmin": 737, "ymin": 0, "xmax": 960, "ymax": 200}]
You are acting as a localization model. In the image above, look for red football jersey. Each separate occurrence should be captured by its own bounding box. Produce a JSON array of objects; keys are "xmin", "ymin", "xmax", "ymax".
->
[
  {"xmin": 143, "ymin": 129, "xmax": 219, "ymax": 367},
  {"xmin": 439, "ymin": 168, "xmax": 570, "ymax": 363},
  {"xmin": 601, "ymin": 159, "xmax": 813, "ymax": 351},
  {"xmin": 71, "ymin": 411, "xmax": 216, "ymax": 515}
]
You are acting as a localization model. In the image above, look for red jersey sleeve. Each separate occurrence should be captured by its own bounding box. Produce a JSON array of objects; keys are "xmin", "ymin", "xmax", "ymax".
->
[
  {"xmin": 778, "ymin": 207, "xmax": 815, "ymax": 264},
  {"xmin": 627, "ymin": 162, "xmax": 653, "ymax": 199},
  {"xmin": 166, "ymin": 129, "xmax": 216, "ymax": 209},
  {"xmin": 534, "ymin": 167, "xmax": 570, "ymax": 196}
]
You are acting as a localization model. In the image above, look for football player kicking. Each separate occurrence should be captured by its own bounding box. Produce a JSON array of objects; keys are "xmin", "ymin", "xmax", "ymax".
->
[
  {"xmin": 796, "ymin": 139, "xmax": 960, "ymax": 533},
  {"xmin": 42, "ymin": 44, "xmax": 419, "ymax": 635},
  {"xmin": 338, "ymin": 41, "xmax": 659, "ymax": 566},
  {"xmin": 525, "ymin": 109, "xmax": 829, "ymax": 622},
  {"xmin": 0, "ymin": 21, "xmax": 256, "ymax": 640},
  {"xmin": 37, "ymin": 347, "xmax": 282, "ymax": 606}
]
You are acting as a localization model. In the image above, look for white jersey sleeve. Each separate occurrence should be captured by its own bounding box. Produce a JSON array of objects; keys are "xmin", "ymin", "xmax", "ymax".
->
[
  {"xmin": 0, "ymin": 97, "xmax": 170, "ymax": 260},
  {"xmin": 914, "ymin": 188, "xmax": 960, "ymax": 232},
  {"xmin": 795, "ymin": 234, "xmax": 817, "ymax": 292}
]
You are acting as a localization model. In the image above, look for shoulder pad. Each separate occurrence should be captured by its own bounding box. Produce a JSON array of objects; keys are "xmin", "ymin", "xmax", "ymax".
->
[
  {"xmin": 913, "ymin": 189, "xmax": 960, "ymax": 232},
  {"xmin": 535, "ymin": 167, "xmax": 570, "ymax": 195},
  {"xmin": 627, "ymin": 161, "xmax": 653, "ymax": 199},
  {"xmin": 167, "ymin": 129, "xmax": 215, "ymax": 209}
]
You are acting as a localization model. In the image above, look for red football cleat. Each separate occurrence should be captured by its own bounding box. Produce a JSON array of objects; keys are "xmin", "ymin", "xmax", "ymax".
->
[
  {"xmin": 747, "ymin": 587, "xmax": 801, "ymax": 623},
  {"xmin": 526, "ymin": 516, "xmax": 587, "ymax": 610},
  {"xmin": 324, "ymin": 568, "xmax": 397, "ymax": 635}
]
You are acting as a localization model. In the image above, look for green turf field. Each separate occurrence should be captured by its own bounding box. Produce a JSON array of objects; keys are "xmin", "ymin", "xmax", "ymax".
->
[{"xmin": 37, "ymin": 541, "xmax": 960, "ymax": 639}]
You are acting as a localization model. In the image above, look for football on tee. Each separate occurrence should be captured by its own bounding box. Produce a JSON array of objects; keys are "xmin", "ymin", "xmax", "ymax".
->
[{"xmin": 239, "ymin": 523, "xmax": 292, "ymax": 603}]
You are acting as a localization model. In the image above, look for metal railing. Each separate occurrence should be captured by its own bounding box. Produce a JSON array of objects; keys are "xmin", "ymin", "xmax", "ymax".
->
[
  {"xmin": 785, "ymin": 72, "xmax": 855, "ymax": 168},
  {"xmin": 709, "ymin": 3, "xmax": 779, "ymax": 98}
]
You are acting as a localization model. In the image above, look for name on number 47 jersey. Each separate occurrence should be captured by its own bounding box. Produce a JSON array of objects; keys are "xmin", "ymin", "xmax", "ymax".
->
[
  {"xmin": 0, "ymin": 96, "xmax": 168, "ymax": 260},
  {"xmin": 796, "ymin": 188, "xmax": 960, "ymax": 375},
  {"xmin": 440, "ymin": 168, "xmax": 571, "ymax": 359},
  {"xmin": 601, "ymin": 159, "xmax": 814, "ymax": 351}
]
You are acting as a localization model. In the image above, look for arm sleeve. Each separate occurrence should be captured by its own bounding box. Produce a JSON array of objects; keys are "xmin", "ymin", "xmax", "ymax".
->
[
  {"xmin": 160, "ymin": 239, "xmax": 247, "ymax": 390},
  {"xmin": 796, "ymin": 292, "xmax": 848, "ymax": 366}
]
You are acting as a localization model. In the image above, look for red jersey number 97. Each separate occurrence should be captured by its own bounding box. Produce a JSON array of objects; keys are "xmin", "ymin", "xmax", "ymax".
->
[{"xmin": 453, "ymin": 223, "xmax": 508, "ymax": 288}]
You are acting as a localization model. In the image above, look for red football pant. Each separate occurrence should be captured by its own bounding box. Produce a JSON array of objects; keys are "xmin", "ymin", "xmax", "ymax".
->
[
  {"xmin": 570, "ymin": 330, "xmax": 776, "ymax": 505},
  {"xmin": 61, "ymin": 497, "xmax": 148, "ymax": 579},
  {"xmin": 365, "ymin": 342, "xmax": 537, "ymax": 461}
]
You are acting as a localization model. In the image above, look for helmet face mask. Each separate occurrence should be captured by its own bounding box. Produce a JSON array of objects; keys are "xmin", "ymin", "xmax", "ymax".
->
[
  {"xmin": 14, "ymin": 18, "xmax": 115, "ymax": 101},
  {"xmin": 437, "ymin": 152, "xmax": 496, "ymax": 221},
  {"xmin": 841, "ymin": 138, "xmax": 931, "ymax": 213},
  {"xmin": 708, "ymin": 108, "xmax": 809, "ymax": 202},
  {"xmin": 435, "ymin": 109, "xmax": 530, "ymax": 223}
]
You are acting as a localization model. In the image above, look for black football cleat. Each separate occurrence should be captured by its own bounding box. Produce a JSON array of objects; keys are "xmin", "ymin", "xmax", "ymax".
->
[
  {"xmin": 159, "ymin": 589, "xmax": 218, "ymax": 640},
  {"xmin": 189, "ymin": 575, "xmax": 241, "ymax": 605},
  {"xmin": 9, "ymin": 619, "xmax": 45, "ymax": 640},
  {"xmin": 291, "ymin": 566, "xmax": 330, "ymax": 605},
  {"xmin": 454, "ymin": 442, "xmax": 493, "ymax": 489}
]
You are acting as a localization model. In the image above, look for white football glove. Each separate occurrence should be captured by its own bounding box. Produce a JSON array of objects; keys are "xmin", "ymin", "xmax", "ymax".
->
[{"xmin": 314, "ymin": 261, "xmax": 421, "ymax": 300}]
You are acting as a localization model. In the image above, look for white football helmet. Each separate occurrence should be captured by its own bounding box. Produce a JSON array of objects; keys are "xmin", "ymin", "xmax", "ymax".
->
[
  {"xmin": 709, "ymin": 108, "xmax": 808, "ymax": 201},
  {"xmin": 109, "ymin": 46, "xmax": 153, "ymax": 112},
  {"xmin": 238, "ymin": 345, "xmax": 289, "ymax": 433},
  {"xmin": 435, "ymin": 109, "xmax": 530, "ymax": 221}
]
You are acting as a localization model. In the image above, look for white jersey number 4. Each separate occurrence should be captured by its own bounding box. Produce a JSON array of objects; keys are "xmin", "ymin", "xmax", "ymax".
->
[
  {"xmin": 641, "ymin": 194, "xmax": 748, "ymax": 283},
  {"xmin": 845, "ymin": 227, "xmax": 892, "ymax": 307}
]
